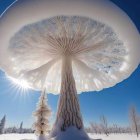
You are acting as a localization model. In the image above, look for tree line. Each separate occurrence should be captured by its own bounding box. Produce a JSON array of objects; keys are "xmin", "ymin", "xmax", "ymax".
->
[
  {"xmin": 0, "ymin": 116, "xmax": 33, "ymax": 134},
  {"xmin": 0, "ymin": 105, "xmax": 140, "ymax": 136},
  {"xmin": 86, "ymin": 105, "xmax": 140, "ymax": 137}
]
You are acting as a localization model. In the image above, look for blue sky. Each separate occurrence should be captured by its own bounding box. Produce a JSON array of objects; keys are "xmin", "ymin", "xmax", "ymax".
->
[{"xmin": 0, "ymin": 0, "xmax": 140, "ymax": 128}]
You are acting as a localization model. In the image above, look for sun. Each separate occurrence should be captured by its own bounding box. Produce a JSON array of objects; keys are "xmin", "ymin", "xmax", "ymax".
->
[
  {"xmin": 6, "ymin": 76, "xmax": 31, "ymax": 96},
  {"xmin": 8, "ymin": 77, "xmax": 30, "ymax": 89}
]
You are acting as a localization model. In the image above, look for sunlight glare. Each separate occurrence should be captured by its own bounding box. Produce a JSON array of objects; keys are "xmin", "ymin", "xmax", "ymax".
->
[{"xmin": 6, "ymin": 76, "xmax": 31, "ymax": 97}]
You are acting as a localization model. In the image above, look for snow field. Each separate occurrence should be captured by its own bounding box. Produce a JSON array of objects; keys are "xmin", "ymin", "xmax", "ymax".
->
[{"xmin": 0, "ymin": 134, "xmax": 140, "ymax": 140}]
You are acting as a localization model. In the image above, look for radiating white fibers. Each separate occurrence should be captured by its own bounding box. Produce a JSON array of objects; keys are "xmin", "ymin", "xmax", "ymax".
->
[
  {"xmin": 0, "ymin": 0, "xmax": 140, "ymax": 94},
  {"xmin": 4, "ymin": 16, "xmax": 129, "ymax": 93},
  {"xmin": 0, "ymin": 0, "xmax": 140, "ymax": 140}
]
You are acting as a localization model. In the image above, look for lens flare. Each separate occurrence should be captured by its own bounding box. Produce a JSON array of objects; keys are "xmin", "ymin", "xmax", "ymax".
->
[{"xmin": 6, "ymin": 75, "xmax": 31, "ymax": 98}]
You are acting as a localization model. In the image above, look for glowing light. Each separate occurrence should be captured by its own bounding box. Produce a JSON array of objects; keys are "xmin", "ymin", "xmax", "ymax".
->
[
  {"xmin": 10, "ymin": 77, "xmax": 29, "ymax": 89},
  {"xmin": 6, "ymin": 76, "xmax": 31, "ymax": 97}
]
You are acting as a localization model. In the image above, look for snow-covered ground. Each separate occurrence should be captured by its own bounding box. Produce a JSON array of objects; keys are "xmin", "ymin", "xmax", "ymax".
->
[
  {"xmin": 89, "ymin": 133, "xmax": 140, "ymax": 140},
  {"xmin": 0, "ymin": 134, "xmax": 35, "ymax": 140},
  {"xmin": 0, "ymin": 133, "xmax": 140, "ymax": 140}
]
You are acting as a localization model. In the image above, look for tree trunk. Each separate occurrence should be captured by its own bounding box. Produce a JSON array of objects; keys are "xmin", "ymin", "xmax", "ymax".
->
[
  {"xmin": 50, "ymin": 56, "xmax": 90, "ymax": 140},
  {"xmin": 55, "ymin": 56, "xmax": 83, "ymax": 131}
]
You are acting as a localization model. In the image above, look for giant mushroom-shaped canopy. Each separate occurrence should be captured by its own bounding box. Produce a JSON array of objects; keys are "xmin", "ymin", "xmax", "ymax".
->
[{"xmin": 0, "ymin": 0, "xmax": 140, "ymax": 94}]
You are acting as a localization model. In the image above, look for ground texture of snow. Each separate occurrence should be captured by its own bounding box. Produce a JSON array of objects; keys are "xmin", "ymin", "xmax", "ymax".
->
[
  {"xmin": 50, "ymin": 125, "xmax": 90, "ymax": 140},
  {"xmin": 0, "ymin": 133, "xmax": 140, "ymax": 140},
  {"xmin": 89, "ymin": 133, "xmax": 140, "ymax": 140},
  {"xmin": 50, "ymin": 126, "xmax": 90, "ymax": 140},
  {"xmin": 0, "ymin": 134, "xmax": 36, "ymax": 140}
]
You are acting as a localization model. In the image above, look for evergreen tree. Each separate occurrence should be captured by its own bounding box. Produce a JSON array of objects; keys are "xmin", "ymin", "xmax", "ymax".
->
[
  {"xmin": 19, "ymin": 122, "xmax": 23, "ymax": 133},
  {"xmin": 33, "ymin": 89, "xmax": 51, "ymax": 139},
  {"xmin": 0, "ymin": 115, "xmax": 6, "ymax": 134}
]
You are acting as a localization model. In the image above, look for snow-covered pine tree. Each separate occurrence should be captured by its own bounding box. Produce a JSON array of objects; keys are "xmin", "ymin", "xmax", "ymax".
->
[
  {"xmin": 0, "ymin": 115, "xmax": 6, "ymax": 134},
  {"xmin": 33, "ymin": 89, "xmax": 51, "ymax": 140},
  {"xmin": 19, "ymin": 122, "xmax": 23, "ymax": 133}
]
